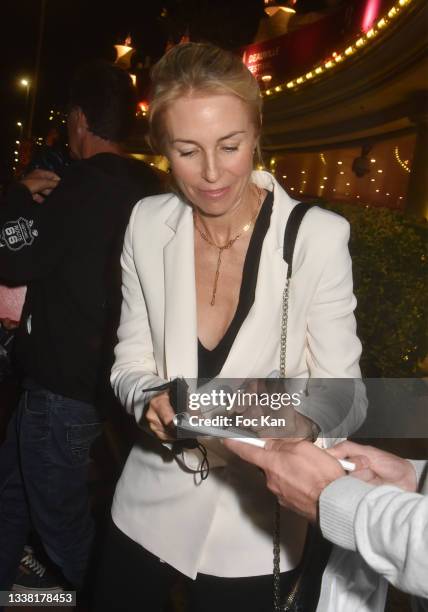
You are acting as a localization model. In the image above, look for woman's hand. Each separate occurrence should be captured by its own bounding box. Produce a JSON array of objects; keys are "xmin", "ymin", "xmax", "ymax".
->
[
  {"xmin": 327, "ymin": 441, "xmax": 418, "ymax": 492},
  {"xmin": 145, "ymin": 391, "xmax": 176, "ymax": 441}
]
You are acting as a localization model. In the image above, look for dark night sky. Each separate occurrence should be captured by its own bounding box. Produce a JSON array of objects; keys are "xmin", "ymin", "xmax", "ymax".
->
[{"xmin": 0, "ymin": 0, "xmax": 324, "ymax": 181}]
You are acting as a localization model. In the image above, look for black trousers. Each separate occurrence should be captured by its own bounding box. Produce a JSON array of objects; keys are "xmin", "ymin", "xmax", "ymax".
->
[{"xmin": 92, "ymin": 520, "xmax": 304, "ymax": 612}]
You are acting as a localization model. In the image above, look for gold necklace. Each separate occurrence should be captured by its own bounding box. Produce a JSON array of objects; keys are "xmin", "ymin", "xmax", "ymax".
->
[{"xmin": 194, "ymin": 185, "xmax": 262, "ymax": 306}]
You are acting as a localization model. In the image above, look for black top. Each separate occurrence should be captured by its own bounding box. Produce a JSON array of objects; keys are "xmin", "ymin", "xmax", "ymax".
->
[
  {"xmin": 198, "ymin": 190, "xmax": 274, "ymax": 383},
  {"xmin": 0, "ymin": 153, "xmax": 162, "ymax": 406}
]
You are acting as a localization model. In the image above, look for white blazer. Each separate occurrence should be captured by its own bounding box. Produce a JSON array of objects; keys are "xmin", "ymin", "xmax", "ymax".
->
[{"xmin": 111, "ymin": 172, "xmax": 368, "ymax": 586}]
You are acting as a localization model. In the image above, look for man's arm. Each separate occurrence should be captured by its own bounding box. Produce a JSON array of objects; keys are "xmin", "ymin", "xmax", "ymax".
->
[
  {"xmin": 320, "ymin": 441, "xmax": 427, "ymax": 598},
  {"xmin": 320, "ymin": 470, "xmax": 427, "ymax": 598},
  {"xmin": 224, "ymin": 438, "xmax": 428, "ymax": 598},
  {"xmin": 223, "ymin": 438, "xmax": 345, "ymax": 522},
  {"xmin": 0, "ymin": 170, "xmax": 64, "ymax": 283}
]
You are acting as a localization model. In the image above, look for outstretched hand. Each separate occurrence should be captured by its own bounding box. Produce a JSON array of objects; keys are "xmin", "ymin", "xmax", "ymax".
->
[
  {"xmin": 327, "ymin": 441, "xmax": 417, "ymax": 492},
  {"xmin": 223, "ymin": 438, "xmax": 344, "ymax": 522}
]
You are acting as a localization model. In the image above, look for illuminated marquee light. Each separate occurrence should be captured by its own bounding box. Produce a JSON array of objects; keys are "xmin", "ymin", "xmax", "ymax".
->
[
  {"xmin": 263, "ymin": 0, "xmax": 413, "ymax": 95},
  {"xmin": 394, "ymin": 146, "xmax": 411, "ymax": 173}
]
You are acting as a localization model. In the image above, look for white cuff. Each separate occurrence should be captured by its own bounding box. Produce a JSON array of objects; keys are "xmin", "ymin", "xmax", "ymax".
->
[{"xmin": 319, "ymin": 476, "xmax": 375, "ymax": 551}]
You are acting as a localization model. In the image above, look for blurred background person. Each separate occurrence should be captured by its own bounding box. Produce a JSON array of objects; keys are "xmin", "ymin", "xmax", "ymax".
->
[{"xmin": 0, "ymin": 60, "xmax": 161, "ymax": 599}]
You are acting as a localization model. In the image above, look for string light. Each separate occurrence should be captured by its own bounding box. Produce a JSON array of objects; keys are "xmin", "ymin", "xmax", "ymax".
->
[
  {"xmin": 320, "ymin": 153, "xmax": 327, "ymax": 165},
  {"xmin": 260, "ymin": 0, "xmax": 413, "ymax": 95},
  {"xmin": 394, "ymin": 146, "xmax": 411, "ymax": 173}
]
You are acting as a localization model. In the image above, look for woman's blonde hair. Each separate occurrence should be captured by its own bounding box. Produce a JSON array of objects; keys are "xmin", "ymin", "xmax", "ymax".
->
[{"xmin": 148, "ymin": 42, "xmax": 263, "ymax": 154}]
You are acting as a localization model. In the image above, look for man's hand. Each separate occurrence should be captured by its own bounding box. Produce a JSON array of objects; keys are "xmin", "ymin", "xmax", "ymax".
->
[
  {"xmin": 223, "ymin": 438, "xmax": 344, "ymax": 522},
  {"xmin": 21, "ymin": 169, "xmax": 61, "ymax": 203},
  {"xmin": 327, "ymin": 441, "xmax": 417, "ymax": 492}
]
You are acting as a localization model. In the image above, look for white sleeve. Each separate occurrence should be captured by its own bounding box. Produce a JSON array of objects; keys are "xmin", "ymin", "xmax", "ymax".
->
[
  {"xmin": 319, "ymin": 468, "xmax": 428, "ymax": 598},
  {"xmin": 111, "ymin": 204, "xmax": 166, "ymax": 424},
  {"xmin": 294, "ymin": 217, "xmax": 367, "ymax": 443}
]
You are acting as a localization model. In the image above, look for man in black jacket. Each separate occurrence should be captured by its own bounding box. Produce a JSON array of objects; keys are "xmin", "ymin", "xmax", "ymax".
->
[{"xmin": 0, "ymin": 61, "xmax": 161, "ymax": 594}]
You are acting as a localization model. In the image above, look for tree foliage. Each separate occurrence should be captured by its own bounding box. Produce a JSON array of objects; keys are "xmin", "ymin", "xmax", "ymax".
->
[{"xmin": 324, "ymin": 203, "xmax": 428, "ymax": 377}]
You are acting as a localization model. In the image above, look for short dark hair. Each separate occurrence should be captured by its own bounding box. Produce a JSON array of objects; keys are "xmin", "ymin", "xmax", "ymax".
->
[{"xmin": 69, "ymin": 60, "xmax": 136, "ymax": 142}]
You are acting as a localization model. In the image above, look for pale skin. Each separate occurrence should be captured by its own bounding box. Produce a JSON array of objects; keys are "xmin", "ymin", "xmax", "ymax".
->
[
  {"xmin": 146, "ymin": 93, "xmax": 260, "ymax": 440},
  {"xmin": 145, "ymin": 93, "xmax": 316, "ymax": 442},
  {"xmin": 222, "ymin": 438, "xmax": 418, "ymax": 522},
  {"xmin": 20, "ymin": 169, "xmax": 61, "ymax": 204}
]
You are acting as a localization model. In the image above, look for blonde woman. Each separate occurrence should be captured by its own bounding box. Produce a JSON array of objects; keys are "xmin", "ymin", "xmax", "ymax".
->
[{"xmin": 94, "ymin": 43, "xmax": 366, "ymax": 611}]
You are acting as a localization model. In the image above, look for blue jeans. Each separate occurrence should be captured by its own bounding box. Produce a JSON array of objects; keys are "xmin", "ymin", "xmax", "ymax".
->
[{"xmin": 0, "ymin": 382, "xmax": 102, "ymax": 591}]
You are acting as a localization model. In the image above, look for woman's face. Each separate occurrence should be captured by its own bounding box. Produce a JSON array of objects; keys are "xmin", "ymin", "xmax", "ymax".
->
[{"xmin": 163, "ymin": 93, "xmax": 258, "ymax": 217}]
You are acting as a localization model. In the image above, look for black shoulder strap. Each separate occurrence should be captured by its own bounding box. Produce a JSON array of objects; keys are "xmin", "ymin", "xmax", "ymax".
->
[{"xmin": 283, "ymin": 202, "xmax": 312, "ymax": 279}]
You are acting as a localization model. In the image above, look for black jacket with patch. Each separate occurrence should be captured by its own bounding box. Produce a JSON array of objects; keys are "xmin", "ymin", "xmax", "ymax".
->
[{"xmin": 0, "ymin": 153, "xmax": 162, "ymax": 406}]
